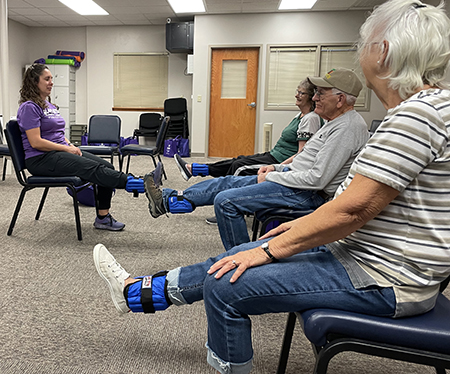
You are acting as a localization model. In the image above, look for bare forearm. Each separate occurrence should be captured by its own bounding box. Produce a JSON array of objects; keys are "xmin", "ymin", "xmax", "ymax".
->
[{"xmin": 31, "ymin": 138, "xmax": 70, "ymax": 152}]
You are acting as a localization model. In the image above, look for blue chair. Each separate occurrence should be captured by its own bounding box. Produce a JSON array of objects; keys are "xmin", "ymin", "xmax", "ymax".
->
[
  {"xmin": 0, "ymin": 118, "xmax": 10, "ymax": 181},
  {"xmin": 5, "ymin": 120, "xmax": 94, "ymax": 241},
  {"xmin": 251, "ymin": 207, "xmax": 314, "ymax": 241},
  {"xmin": 120, "ymin": 116, "xmax": 170, "ymax": 178},
  {"xmin": 79, "ymin": 115, "xmax": 122, "ymax": 169},
  {"xmin": 277, "ymin": 278, "xmax": 450, "ymax": 374}
]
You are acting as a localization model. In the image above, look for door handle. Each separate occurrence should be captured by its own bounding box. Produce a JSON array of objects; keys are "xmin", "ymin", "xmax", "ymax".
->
[{"xmin": 247, "ymin": 102, "xmax": 256, "ymax": 108}]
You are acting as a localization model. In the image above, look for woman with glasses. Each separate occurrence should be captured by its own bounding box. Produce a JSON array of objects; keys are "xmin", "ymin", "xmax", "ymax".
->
[
  {"xmin": 16, "ymin": 64, "xmax": 150, "ymax": 231},
  {"xmin": 174, "ymin": 78, "xmax": 321, "ymax": 181}
]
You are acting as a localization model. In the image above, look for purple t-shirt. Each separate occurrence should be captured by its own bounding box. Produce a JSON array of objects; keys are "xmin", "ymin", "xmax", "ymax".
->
[{"xmin": 17, "ymin": 100, "xmax": 68, "ymax": 159}]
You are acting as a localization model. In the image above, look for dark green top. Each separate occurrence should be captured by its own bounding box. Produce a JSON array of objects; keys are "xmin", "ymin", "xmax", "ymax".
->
[{"xmin": 270, "ymin": 111, "xmax": 321, "ymax": 163}]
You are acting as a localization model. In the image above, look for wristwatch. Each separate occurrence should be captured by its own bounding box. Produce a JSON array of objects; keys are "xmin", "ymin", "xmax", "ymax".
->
[{"xmin": 261, "ymin": 242, "xmax": 278, "ymax": 262}]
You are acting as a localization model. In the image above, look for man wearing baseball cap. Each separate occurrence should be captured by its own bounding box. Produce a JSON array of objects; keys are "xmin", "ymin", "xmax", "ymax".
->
[
  {"xmin": 308, "ymin": 68, "xmax": 363, "ymax": 122},
  {"xmin": 143, "ymin": 67, "xmax": 370, "ymax": 251}
]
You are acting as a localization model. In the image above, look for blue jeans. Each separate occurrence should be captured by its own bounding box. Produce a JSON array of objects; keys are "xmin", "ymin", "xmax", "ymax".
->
[
  {"xmin": 162, "ymin": 175, "xmax": 325, "ymax": 250},
  {"xmin": 166, "ymin": 240, "xmax": 396, "ymax": 374}
]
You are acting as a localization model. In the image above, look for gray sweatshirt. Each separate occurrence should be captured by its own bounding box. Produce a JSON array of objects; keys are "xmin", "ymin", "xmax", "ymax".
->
[{"xmin": 266, "ymin": 110, "xmax": 369, "ymax": 197}]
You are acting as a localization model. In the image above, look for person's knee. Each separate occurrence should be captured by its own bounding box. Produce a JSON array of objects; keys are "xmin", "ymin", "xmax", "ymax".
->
[
  {"xmin": 203, "ymin": 272, "xmax": 235, "ymax": 308},
  {"xmin": 213, "ymin": 191, "xmax": 228, "ymax": 208}
]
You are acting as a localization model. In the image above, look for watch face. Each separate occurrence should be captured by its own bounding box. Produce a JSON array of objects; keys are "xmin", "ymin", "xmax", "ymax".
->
[{"xmin": 262, "ymin": 242, "xmax": 268, "ymax": 249}]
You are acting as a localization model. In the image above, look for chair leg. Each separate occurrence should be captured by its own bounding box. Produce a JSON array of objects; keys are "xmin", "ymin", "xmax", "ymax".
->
[
  {"xmin": 151, "ymin": 155, "xmax": 158, "ymax": 169},
  {"xmin": 157, "ymin": 155, "xmax": 167, "ymax": 180},
  {"xmin": 68, "ymin": 185, "xmax": 83, "ymax": 241},
  {"xmin": 125, "ymin": 155, "xmax": 131, "ymax": 175},
  {"xmin": 276, "ymin": 312, "xmax": 297, "ymax": 374},
  {"xmin": 7, "ymin": 187, "xmax": 29, "ymax": 236},
  {"xmin": 92, "ymin": 183, "xmax": 99, "ymax": 217},
  {"xmin": 251, "ymin": 215, "xmax": 260, "ymax": 241},
  {"xmin": 435, "ymin": 366, "xmax": 446, "ymax": 374},
  {"xmin": 2, "ymin": 158, "xmax": 7, "ymax": 181},
  {"xmin": 35, "ymin": 187, "xmax": 50, "ymax": 220}
]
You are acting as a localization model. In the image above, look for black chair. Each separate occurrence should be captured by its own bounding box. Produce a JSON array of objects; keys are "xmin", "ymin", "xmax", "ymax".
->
[
  {"xmin": 120, "ymin": 116, "xmax": 170, "ymax": 178},
  {"xmin": 164, "ymin": 97, "xmax": 189, "ymax": 138},
  {"xmin": 133, "ymin": 113, "xmax": 162, "ymax": 140},
  {"xmin": 0, "ymin": 118, "xmax": 10, "ymax": 181},
  {"xmin": 251, "ymin": 207, "xmax": 313, "ymax": 241},
  {"xmin": 277, "ymin": 278, "xmax": 450, "ymax": 374},
  {"xmin": 79, "ymin": 115, "xmax": 122, "ymax": 169},
  {"xmin": 370, "ymin": 119, "xmax": 382, "ymax": 135},
  {"xmin": 5, "ymin": 120, "xmax": 93, "ymax": 241}
]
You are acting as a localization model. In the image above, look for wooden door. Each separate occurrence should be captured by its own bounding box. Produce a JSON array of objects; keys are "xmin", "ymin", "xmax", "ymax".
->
[{"xmin": 208, "ymin": 48, "xmax": 259, "ymax": 157}]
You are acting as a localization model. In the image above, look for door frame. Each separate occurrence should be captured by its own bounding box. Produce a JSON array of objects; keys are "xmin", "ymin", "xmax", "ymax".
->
[{"xmin": 204, "ymin": 44, "xmax": 263, "ymax": 158}]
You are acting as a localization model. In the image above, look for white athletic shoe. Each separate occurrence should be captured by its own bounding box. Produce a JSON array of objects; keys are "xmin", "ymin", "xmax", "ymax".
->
[{"xmin": 93, "ymin": 243, "xmax": 131, "ymax": 314}]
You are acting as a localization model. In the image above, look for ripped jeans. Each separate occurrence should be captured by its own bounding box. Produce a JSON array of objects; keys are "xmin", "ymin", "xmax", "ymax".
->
[{"xmin": 165, "ymin": 240, "xmax": 396, "ymax": 374}]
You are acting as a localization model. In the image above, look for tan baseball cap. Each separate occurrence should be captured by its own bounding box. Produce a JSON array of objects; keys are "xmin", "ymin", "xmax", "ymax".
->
[{"xmin": 308, "ymin": 68, "xmax": 363, "ymax": 97}]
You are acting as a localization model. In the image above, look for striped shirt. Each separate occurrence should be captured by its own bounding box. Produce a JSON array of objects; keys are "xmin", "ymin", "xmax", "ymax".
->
[{"xmin": 328, "ymin": 88, "xmax": 450, "ymax": 317}]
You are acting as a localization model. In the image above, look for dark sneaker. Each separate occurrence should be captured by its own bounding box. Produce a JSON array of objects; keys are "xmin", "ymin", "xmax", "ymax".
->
[
  {"xmin": 205, "ymin": 216, "xmax": 217, "ymax": 225},
  {"xmin": 174, "ymin": 154, "xmax": 192, "ymax": 181},
  {"xmin": 94, "ymin": 214, "xmax": 125, "ymax": 231},
  {"xmin": 144, "ymin": 171, "xmax": 166, "ymax": 218},
  {"xmin": 93, "ymin": 243, "xmax": 130, "ymax": 313}
]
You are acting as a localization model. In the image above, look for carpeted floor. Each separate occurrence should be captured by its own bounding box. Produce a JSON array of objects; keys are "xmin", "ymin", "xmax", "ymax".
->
[{"xmin": 0, "ymin": 156, "xmax": 447, "ymax": 373}]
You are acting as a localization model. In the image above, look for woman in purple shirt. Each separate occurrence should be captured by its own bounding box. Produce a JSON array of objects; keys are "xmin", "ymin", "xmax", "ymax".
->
[{"xmin": 17, "ymin": 64, "xmax": 147, "ymax": 231}]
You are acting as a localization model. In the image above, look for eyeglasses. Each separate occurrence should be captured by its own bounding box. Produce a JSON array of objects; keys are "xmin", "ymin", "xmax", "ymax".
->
[
  {"xmin": 313, "ymin": 89, "xmax": 343, "ymax": 100},
  {"xmin": 295, "ymin": 90, "xmax": 308, "ymax": 96}
]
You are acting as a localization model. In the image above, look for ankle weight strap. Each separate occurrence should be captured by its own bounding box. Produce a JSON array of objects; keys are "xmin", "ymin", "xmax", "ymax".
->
[
  {"xmin": 124, "ymin": 271, "xmax": 170, "ymax": 313},
  {"xmin": 167, "ymin": 191, "xmax": 195, "ymax": 214}
]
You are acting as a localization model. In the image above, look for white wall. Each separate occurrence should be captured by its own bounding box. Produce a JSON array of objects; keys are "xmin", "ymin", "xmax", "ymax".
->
[
  {"xmin": 5, "ymin": 19, "xmax": 29, "ymax": 119},
  {"xmin": 191, "ymin": 11, "xmax": 387, "ymax": 155},
  {"xmin": 85, "ymin": 25, "xmax": 192, "ymax": 136}
]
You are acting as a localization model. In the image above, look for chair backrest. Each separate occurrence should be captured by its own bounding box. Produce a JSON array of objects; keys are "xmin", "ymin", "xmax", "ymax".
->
[
  {"xmin": 87, "ymin": 115, "xmax": 121, "ymax": 144},
  {"xmin": 440, "ymin": 274, "xmax": 450, "ymax": 293},
  {"xmin": 0, "ymin": 117, "xmax": 5, "ymax": 144},
  {"xmin": 164, "ymin": 97, "xmax": 187, "ymax": 116},
  {"xmin": 369, "ymin": 119, "xmax": 382, "ymax": 135},
  {"xmin": 5, "ymin": 120, "xmax": 28, "ymax": 184},
  {"xmin": 155, "ymin": 116, "xmax": 170, "ymax": 153},
  {"xmin": 139, "ymin": 113, "xmax": 162, "ymax": 131}
]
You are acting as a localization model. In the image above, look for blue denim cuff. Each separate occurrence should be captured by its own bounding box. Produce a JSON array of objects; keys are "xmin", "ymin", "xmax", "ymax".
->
[{"xmin": 206, "ymin": 343, "xmax": 253, "ymax": 374}]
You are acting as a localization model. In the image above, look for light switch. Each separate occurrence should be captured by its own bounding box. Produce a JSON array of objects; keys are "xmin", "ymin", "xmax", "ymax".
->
[{"xmin": 197, "ymin": 95, "xmax": 202, "ymax": 102}]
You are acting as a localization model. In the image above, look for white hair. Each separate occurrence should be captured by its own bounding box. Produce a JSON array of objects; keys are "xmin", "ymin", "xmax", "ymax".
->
[
  {"xmin": 358, "ymin": 0, "xmax": 450, "ymax": 99},
  {"xmin": 331, "ymin": 88, "xmax": 357, "ymax": 106}
]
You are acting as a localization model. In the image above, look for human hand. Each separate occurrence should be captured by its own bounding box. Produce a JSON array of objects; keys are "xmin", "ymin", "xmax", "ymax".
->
[
  {"xmin": 257, "ymin": 165, "xmax": 275, "ymax": 175},
  {"xmin": 67, "ymin": 144, "xmax": 82, "ymax": 156},
  {"xmin": 207, "ymin": 247, "xmax": 272, "ymax": 283},
  {"xmin": 259, "ymin": 220, "xmax": 295, "ymax": 240}
]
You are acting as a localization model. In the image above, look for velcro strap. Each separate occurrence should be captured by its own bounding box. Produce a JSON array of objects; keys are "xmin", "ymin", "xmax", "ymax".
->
[
  {"xmin": 141, "ymin": 271, "xmax": 169, "ymax": 314},
  {"xmin": 177, "ymin": 190, "xmax": 184, "ymax": 201},
  {"xmin": 141, "ymin": 276, "xmax": 155, "ymax": 313}
]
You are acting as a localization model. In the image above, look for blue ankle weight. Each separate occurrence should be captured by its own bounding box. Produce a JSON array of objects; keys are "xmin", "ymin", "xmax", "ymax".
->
[
  {"xmin": 191, "ymin": 163, "xmax": 209, "ymax": 177},
  {"xmin": 167, "ymin": 192, "xmax": 194, "ymax": 214},
  {"xmin": 125, "ymin": 175, "xmax": 145, "ymax": 195},
  {"xmin": 124, "ymin": 272, "xmax": 170, "ymax": 313}
]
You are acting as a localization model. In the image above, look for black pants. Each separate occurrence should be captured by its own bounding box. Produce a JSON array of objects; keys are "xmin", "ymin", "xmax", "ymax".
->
[
  {"xmin": 207, "ymin": 152, "xmax": 278, "ymax": 177},
  {"xmin": 26, "ymin": 151, "xmax": 128, "ymax": 210}
]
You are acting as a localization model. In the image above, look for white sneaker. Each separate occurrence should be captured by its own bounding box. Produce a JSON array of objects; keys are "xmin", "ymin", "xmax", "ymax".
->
[{"xmin": 93, "ymin": 243, "xmax": 131, "ymax": 314}]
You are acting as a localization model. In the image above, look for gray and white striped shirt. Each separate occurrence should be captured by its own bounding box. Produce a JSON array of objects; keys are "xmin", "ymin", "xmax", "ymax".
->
[{"xmin": 329, "ymin": 88, "xmax": 450, "ymax": 317}]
